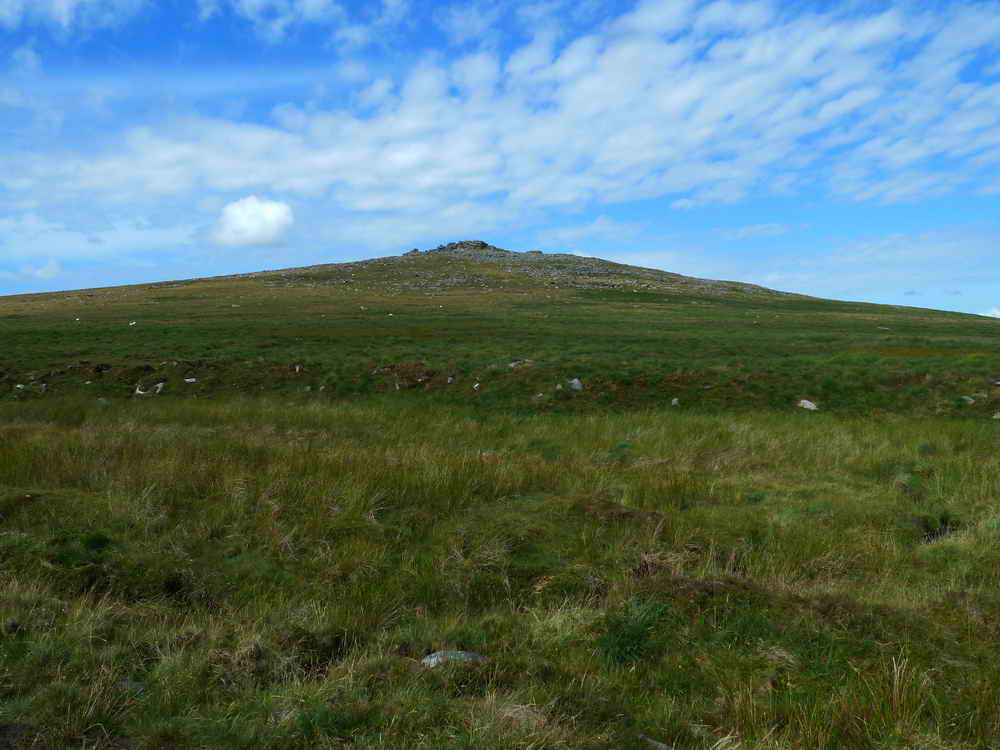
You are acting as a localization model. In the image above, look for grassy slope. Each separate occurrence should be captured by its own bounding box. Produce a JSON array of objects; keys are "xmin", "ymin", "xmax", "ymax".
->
[
  {"xmin": 2, "ymin": 247, "xmax": 1000, "ymax": 748},
  {"xmin": 2, "ymin": 247, "xmax": 998, "ymax": 415}
]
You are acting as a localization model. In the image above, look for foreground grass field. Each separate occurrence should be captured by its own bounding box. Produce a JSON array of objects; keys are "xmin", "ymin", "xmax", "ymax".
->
[
  {"xmin": 2, "ymin": 397, "xmax": 1000, "ymax": 748},
  {"xmin": 2, "ymin": 244, "xmax": 1000, "ymax": 748}
]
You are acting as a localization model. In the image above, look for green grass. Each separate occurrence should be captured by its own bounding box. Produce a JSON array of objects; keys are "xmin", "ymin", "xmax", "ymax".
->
[
  {"xmin": 1, "ymin": 249, "xmax": 998, "ymax": 416},
  {"xmin": 2, "ymin": 248, "xmax": 1000, "ymax": 747},
  {"xmin": 2, "ymin": 398, "xmax": 1000, "ymax": 748}
]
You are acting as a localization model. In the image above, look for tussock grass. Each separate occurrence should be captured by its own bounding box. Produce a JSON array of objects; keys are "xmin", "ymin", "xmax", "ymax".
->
[{"xmin": 2, "ymin": 396, "xmax": 999, "ymax": 747}]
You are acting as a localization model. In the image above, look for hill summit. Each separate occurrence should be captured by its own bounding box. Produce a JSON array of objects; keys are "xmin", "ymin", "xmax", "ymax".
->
[{"xmin": 262, "ymin": 239, "xmax": 789, "ymax": 298}]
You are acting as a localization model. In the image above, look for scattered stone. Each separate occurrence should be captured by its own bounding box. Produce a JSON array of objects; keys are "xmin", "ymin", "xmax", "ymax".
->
[
  {"xmin": 473, "ymin": 382, "xmax": 480, "ymax": 391},
  {"xmin": 447, "ymin": 376, "xmax": 454, "ymax": 384},
  {"xmin": 421, "ymin": 650, "xmax": 487, "ymax": 668},
  {"xmin": 555, "ymin": 383, "xmax": 563, "ymax": 391},
  {"xmin": 568, "ymin": 377, "xmax": 584, "ymax": 391},
  {"xmin": 498, "ymin": 704, "xmax": 546, "ymax": 729},
  {"xmin": 184, "ymin": 378, "xmax": 197, "ymax": 384},
  {"xmin": 639, "ymin": 734, "xmax": 672, "ymax": 750},
  {"xmin": 508, "ymin": 359, "xmax": 532, "ymax": 368},
  {"xmin": 993, "ymin": 412, "xmax": 1000, "ymax": 420},
  {"xmin": 14, "ymin": 384, "xmax": 24, "ymax": 390},
  {"xmin": 797, "ymin": 399, "xmax": 818, "ymax": 411},
  {"xmin": 670, "ymin": 397, "xmax": 680, "ymax": 406},
  {"xmin": 960, "ymin": 396, "xmax": 975, "ymax": 405},
  {"xmin": 128, "ymin": 321, "xmax": 137, "ymax": 326}
]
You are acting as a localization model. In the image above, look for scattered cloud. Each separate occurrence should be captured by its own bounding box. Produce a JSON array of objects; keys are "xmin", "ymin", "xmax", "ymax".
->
[
  {"xmin": 206, "ymin": 0, "xmax": 344, "ymax": 42},
  {"xmin": 10, "ymin": 40, "xmax": 41, "ymax": 73},
  {"xmin": 435, "ymin": 1, "xmax": 502, "ymax": 46},
  {"xmin": 0, "ymin": 0, "xmax": 147, "ymax": 31},
  {"xmin": 30, "ymin": 258, "xmax": 61, "ymax": 279},
  {"xmin": 534, "ymin": 215, "xmax": 642, "ymax": 247},
  {"xmin": 9, "ymin": 2, "xmax": 1000, "ymax": 220},
  {"xmin": 719, "ymin": 223, "xmax": 794, "ymax": 241},
  {"xmin": 212, "ymin": 196, "xmax": 294, "ymax": 247}
]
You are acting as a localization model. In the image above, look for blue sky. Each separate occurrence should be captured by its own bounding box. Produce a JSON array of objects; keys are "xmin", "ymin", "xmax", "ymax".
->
[{"xmin": 1, "ymin": 0, "xmax": 998, "ymax": 317}]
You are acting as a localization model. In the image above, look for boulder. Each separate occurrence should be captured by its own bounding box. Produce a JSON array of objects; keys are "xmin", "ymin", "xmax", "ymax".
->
[{"xmin": 797, "ymin": 399, "xmax": 818, "ymax": 411}]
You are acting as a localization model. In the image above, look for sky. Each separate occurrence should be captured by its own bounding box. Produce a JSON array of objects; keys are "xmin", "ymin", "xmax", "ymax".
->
[{"xmin": 0, "ymin": 0, "xmax": 998, "ymax": 317}]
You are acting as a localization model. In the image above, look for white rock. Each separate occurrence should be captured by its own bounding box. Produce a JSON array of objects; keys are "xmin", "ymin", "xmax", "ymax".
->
[
  {"xmin": 961, "ymin": 396, "xmax": 975, "ymax": 405},
  {"xmin": 184, "ymin": 378, "xmax": 197, "ymax": 384},
  {"xmin": 129, "ymin": 321, "xmax": 137, "ymax": 326},
  {"xmin": 473, "ymin": 382, "xmax": 480, "ymax": 391},
  {"xmin": 671, "ymin": 397, "xmax": 680, "ymax": 406},
  {"xmin": 798, "ymin": 399, "xmax": 818, "ymax": 411},
  {"xmin": 420, "ymin": 651, "xmax": 486, "ymax": 668},
  {"xmin": 153, "ymin": 382, "xmax": 165, "ymax": 394},
  {"xmin": 14, "ymin": 384, "xmax": 24, "ymax": 390},
  {"xmin": 568, "ymin": 378, "xmax": 583, "ymax": 391},
  {"xmin": 993, "ymin": 412, "xmax": 1000, "ymax": 420}
]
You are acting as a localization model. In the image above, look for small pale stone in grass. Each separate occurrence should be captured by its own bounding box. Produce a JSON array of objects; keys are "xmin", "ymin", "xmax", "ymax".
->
[
  {"xmin": 671, "ymin": 397, "xmax": 680, "ymax": 406},
  {"xmin": 420, "ymin": 650, "xmax": 486, "ymax": 668},
  {"xmin": 961, "ymin": 396, "xmax": 975, "ymax": 405},
  {"xmin": 993, "ymin": 412, "xmax": 1000, "ymax": 420},
  {"xmin": 184, "ymin": 378, "xmax": 197, "ymax": 384},
  {"xmin": 568, "ymin": 377, "xmax": 583, "ymax": 391},
  {"xmin": 798, "ymin": 399, "xmax": 818, "ymax": 411}
]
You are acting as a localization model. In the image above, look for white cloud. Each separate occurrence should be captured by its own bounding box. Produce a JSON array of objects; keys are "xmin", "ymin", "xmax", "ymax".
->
[
  {"xmin": 30, "ymin": 258, "xmax": 61, "ymax": 279},
  {"xmin": 212, "ymin": 196, "xmax": 294, "ymax": 247},
  {"xmin": 613, "ymin": 0, "xmax": 696, "ymax": 36},
  {"xmin": 0, "ymin": 0, "xmax": 146, "ymax": 30},
  {"xmin": 10, "ymin": 40, "xmax": 41, "ymax": 73},
  {"xmin": 0, "ymin": 212, "xmax": 199, "ymax": 262},
  {"xmin": 219, "ymin": 0, "xmax": 343, "ymax": 41},
  {"xmin": 982, "ymin": 307, "xmax": 1000, "ymax": 318},
  {"xmin": 720, "ymin": 223, "xmax": 793, "ymax": 240},
  {"xmin": 534, "ymin": 215, "xmax": 642, "ymax": 246},
  {"xmin": 435, "ymin": 1, "xmax": 502, "ymax": 46},
  {"xmin": 197, "ymin": 0, "xmax": 220, "ymax": 21},
  {"xmin": 4, "ymin": 2, "xmax": 1000, "ymax": 235}
]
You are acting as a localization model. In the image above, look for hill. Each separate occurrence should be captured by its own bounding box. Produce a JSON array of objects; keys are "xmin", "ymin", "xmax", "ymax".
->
[
  {"xmin": 1, "ymin": 242, "xmax": 1000, "ymax": 749},
  {"xmin": 2, "ymin": 240, "xmax": 998, "ymax": 416}
]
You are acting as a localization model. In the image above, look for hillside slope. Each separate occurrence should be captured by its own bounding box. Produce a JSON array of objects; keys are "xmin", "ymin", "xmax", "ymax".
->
[{"xmin": 2, "ymin": 240, "xmax": 998, "ymax": 415}]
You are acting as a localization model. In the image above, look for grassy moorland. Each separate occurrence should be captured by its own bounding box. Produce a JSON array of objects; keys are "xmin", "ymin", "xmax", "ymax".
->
[{"xmin": 1, "ymin": 242, "xmax": 1000, "ymax": 749}]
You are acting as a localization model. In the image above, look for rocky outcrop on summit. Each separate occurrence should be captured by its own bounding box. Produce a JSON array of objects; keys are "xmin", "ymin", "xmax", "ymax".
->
[
  {"xmin": 253, "ymin": 239, "xmax": 796, "ymax": 298},
  {"xmin": 426, "ymin": 240, "xmax": 514, "ymax": 259}
]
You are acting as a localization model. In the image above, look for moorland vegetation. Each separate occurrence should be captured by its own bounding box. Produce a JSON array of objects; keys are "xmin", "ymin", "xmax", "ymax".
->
[{"xmin": 1, "ymin": 241, "xmax": 999, "ymax": 749}]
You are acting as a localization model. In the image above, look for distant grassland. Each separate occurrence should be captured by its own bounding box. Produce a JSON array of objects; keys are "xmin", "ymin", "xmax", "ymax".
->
[
  {"xmin": 1, "ymin": 250, "xmax": 998, "ymax": 416},
  {"xmin": 2, "ymin": 249, "xmax": 1000, "ymax": 748},
  {"xmin": 2, "ymin": 398, "xmax": 1000, "ymax": 748}
]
